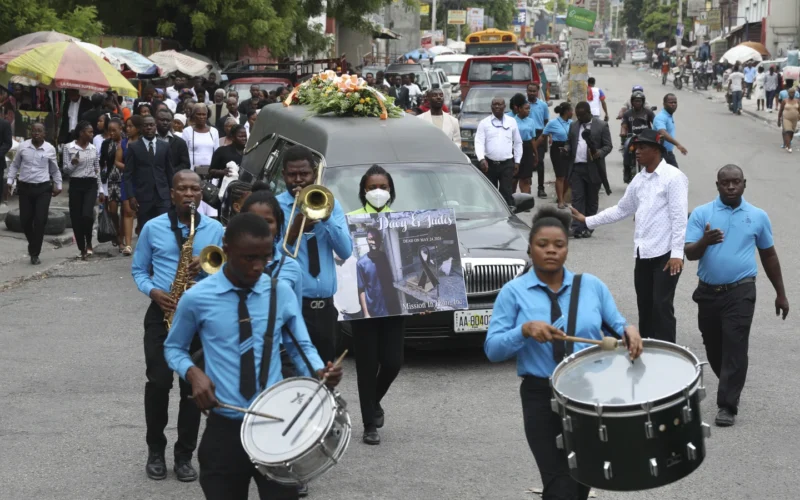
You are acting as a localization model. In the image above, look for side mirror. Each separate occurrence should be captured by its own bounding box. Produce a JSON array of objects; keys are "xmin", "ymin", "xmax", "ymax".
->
[
  {"xmin": 452, "ymin": 105, "xmax": 461, "ymax": 114},
  {"xmin": 512, "ymin": 193, "xmax": 535, "ymax": 213},
  {"xmin": 432, "ymin": 82, "xmax": 440, "ymax": 89}
]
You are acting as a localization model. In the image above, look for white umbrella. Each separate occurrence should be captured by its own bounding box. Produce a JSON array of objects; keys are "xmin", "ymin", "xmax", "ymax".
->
[
  {"xmin": 76, "ymin": 41, "xmax": 123, "ymax": 71},
  {"xmin": 720, "ymin": 45, "xmax": 762, "ymax": 64},
  {"xmin": 148, "ymin": 50, "xmax": 213, "ymax": 77}
]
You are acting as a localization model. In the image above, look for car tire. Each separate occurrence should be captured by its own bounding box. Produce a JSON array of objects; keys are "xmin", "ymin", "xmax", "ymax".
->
[{"xmin": 4, "ymin": 208, "xmax": 67, "ymax": 235}]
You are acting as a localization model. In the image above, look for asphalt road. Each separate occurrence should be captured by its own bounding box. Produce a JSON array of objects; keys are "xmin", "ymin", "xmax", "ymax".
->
[{"xmin": 1, "ymin": 63, "xmax": 798, "ymax": 500}]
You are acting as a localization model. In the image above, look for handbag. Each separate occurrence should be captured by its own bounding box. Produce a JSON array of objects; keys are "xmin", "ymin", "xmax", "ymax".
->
[{"xmin": 97, "ymin": 205, "xmax": 117, "ymax": 243}]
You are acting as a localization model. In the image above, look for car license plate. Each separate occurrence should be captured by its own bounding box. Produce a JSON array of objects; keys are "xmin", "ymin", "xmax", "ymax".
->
[{"xmin": 454, "ymin": 309, "xmax": 492, "ymax": 333}]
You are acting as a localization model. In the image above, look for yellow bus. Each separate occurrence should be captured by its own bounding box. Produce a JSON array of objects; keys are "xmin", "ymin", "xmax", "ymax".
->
[{"xmin": 465, "ymin": 29, "xmax": 518, "ymax": 56}]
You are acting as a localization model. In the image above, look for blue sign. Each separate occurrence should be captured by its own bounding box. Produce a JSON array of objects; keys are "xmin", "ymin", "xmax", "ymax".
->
[
  {"xmin": 514, "ymin": 9, "xmax": 527, "ymax": 25},
  {"xmin": 676, "ymin": 23, "xmax": 684, "ymax": 38}
]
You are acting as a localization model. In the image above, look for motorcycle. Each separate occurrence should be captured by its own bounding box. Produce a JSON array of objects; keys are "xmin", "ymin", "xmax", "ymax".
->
[
  {"xmin": 672, "ymin": 66, "xmax": 683, "ymax": 90},
  {"xmin": 621, "ymin": 134, "xmax": 645, "ymax": 183}
]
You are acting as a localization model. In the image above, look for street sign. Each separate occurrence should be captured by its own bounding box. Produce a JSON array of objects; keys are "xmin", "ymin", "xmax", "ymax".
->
[
  {"xmin": 420, "ymin": 4, "xmax": 429, "ymax": 15},
  {"xmin": 514, "ymin": 9, "xmax": 527, "ymax": 25},
  {"xmin": 687, "ymin": 0, "xmax": 704, "ymax": 17},
  {"xmin": 676, "ymin": 22, "xmax": 684, "ymax": 38},
  {"xmin": 565, "ymin": 6, "xmax": 597, "ymax": 31},
  {"xmin": 467, "ymin": 8, "xmax": 484, "ymax": 32},
  {"xmin": 447, "ymin": 10, "xmax": 466, "ymax": 25},
  {"xmin": 707, "ymin": 10, "xmax": 721, "ymax": 30}
]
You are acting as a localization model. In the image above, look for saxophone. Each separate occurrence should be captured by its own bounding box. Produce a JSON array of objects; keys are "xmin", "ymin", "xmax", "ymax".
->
[{"xmin": 164, "ymin": 202, "xmax": 196, "ymax": 330}]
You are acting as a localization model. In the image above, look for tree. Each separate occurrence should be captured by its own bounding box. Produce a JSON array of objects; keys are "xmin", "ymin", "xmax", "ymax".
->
[
  {"xmin": 0, "ymin": 1, "xmax": 103, "ymax": 41},
  {"xmin": 621, "ymin": 0, "xmax": 644, "ymax": 39}
]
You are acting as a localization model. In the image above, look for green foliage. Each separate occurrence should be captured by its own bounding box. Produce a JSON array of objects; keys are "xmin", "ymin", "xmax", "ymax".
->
[
  {"xmin": 632, "ymin": 0, "xmax": 687, "ymax": 42},
  {"xmin": 621, "ymin": 0, "xmax": 643, "ymax": 38},
  {"xmin": 0, "ymin": 1, "xmax": 104, "ymax": 41}
]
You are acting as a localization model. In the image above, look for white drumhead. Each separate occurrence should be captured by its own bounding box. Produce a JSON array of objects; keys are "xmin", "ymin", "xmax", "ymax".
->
[
  {"xmin": 241, "ymin": 377, "xmax": 334, "ymax": 464},
  {"xmin": 553, "ymin": 342, "xmax": 698, "ymax": 406}
]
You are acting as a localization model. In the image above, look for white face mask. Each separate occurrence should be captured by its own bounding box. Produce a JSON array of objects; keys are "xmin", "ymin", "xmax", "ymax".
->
[{"xmin": 365, "ymin": 188, "xmax": 391, "ymax": 209}]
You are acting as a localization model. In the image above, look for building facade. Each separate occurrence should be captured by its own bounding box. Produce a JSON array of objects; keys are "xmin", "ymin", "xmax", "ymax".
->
[{"xmin": 734, "ymin": 0, "xmax": 799, "ymax": 56}]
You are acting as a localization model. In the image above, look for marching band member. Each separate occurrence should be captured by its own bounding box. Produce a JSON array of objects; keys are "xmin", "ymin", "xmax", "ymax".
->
[
  {"xmin": 131, "ymin": 170, "xmax": 224, "ymax": 482},
  {"xmin": 347, "ymin": 165, "xmax": 405, "ymax": 446},
  {"xmin": 163, "ymin": 212, "xmax": 343, "ymax": 500},
  {"xmin": 277, "ymin": 145, "xmax": 353, "ymax": 363},
  {"xmin": 485, "ymin": 207, "xmax": 642, "ymax": 500}
]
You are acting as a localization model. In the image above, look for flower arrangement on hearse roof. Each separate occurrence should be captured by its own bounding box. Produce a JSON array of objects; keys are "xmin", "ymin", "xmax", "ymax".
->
[{"xmin": 283, "ymin": 70, "xmax": 404, "ymax": 120}]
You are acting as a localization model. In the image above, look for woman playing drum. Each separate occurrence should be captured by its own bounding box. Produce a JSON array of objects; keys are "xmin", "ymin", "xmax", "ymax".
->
[{"xmin": 484, "ymin": 207, "xmax": 643, "ymax": 499}]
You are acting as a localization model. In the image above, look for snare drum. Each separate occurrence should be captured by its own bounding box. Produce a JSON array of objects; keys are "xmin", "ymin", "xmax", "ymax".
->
[
  {"xmin": 241, "ymin": 377, "xmax": 352, "ymax": 485},
  {"xmin": 550, "ymin": 339, "xmax": 711, "ymax": 491}
]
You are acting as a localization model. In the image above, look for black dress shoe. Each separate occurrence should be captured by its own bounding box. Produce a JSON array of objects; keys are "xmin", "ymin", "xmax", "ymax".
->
[
  {"xmin": 363, "ymin": 427, "xmax": 381, "ymax": 445},
  {"xmin": 298, "ymin": 483, "xmax": 309, "ymax": 497},
  {"xmin": 579, "ymin": 230, "xmax": 593, "ymax": 239},
  {"xmin": 537, "ymin": 187, "xmax": 547, "ymax": 198},
  {"xmin": 715, "ymin": 408, "xmax": 735, "ymax": 427},
  {"xmin": 145, "ymin": 451, "xmax": 167, "ymax": 480},
  {"xmin": 375, "ymin": 405, "xmax": 385, "ymax": 429},
  {"xmin": 30, "ymin": 256, "xmax": 41, "ymax": 265},
  {"xmin": 174, "ymin": 460, "xmax": 198, "ymax": 482}
]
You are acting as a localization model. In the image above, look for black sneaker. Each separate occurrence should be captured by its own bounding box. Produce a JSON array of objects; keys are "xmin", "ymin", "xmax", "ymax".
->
[
  {"xmin": 363, "ymin": 426, "xmax": 381, "ymax": 445},
  {"xmin": 30, "ymin": 255, "xmax": 41, "ymax": 265},
  {"xmin": 375, "ymin": 404, "xmax": 385, "ymax": 429},
  {"xmin": 173, "ymin": 459, "xmax": 198, "ymax": 482},
  {"xmin": 145, "ymin": 451, "xmax": 167, "ymax": 480},
  {"xmin": 537, "ymin": 187, "xmax": 547, "ymax": 199},
  {"xmin": 579, "ymin": 230, "xmax": 593, "ymax": 239},
  {"xmin": 715, "ymin": 408, "xmax": 735, "ymax": 427}
]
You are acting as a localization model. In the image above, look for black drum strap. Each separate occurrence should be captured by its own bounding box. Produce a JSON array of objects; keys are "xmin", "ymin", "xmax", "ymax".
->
[
  {"xmin": 566, "ymin": 274, "xmax": 582, "ymax": 356},
  {"xmin": 258, "ymin": 277, "xmax": 278, "ymax": 389},
  {"xmin": 282, "ymin": 325, "xmax": 318, "ymax": 379}
]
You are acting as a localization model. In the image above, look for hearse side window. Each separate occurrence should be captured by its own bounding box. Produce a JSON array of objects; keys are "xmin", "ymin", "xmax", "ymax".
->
[
  {"xmin": 262, "ymin": 139, "xmax": 323, "ymax": 195},
  {"xmin": 467, "ymin": 61, "xmax": 532, "ymax": 82}
]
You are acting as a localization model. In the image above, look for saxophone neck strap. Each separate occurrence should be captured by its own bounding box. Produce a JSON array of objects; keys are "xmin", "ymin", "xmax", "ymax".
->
[{"xmin": 168, "ymin": 207, "xmax": 202, "ymax": 250}]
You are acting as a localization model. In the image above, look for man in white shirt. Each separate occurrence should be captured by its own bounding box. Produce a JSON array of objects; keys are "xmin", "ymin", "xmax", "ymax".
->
[
  {"xmin": 728, "ymin": 64, "xmax": 745, "ymax": 115},
  {"xmin": 58, "ymin": 89, "xmax": 91, "ymax": 144},
  {"xmin": 402, "ymin": 74, "xmax": 422, "ymax": 108},
  {"xmin": 417, "ymin": 89, "xmax": 461, "ymax": 146},
  {"xmin": 190, "ymin": 76, "xmax": 210, "ymax": 104},
  {"xmin": 571, "ymin": 129, "xmax": 689, "ymax": 343},
  {"xmin": 474, "ymin": 97, "xmax": 522, "ymax": 205},
  {"xmin": 166, "ymin": 75, "xmax": 188, "ymax": 103}
]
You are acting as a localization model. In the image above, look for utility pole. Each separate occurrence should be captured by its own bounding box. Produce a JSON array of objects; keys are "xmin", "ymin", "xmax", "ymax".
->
[
  {"xmin": 551, "ymin": 0, "xmax": 558, "ymax": 42},
  {"xmin": 431, "ymin": 0, "xmax": 437, "ymax": 42},
  {"xmin": 567, "ymin": 0, "xmax": 590, "ymax": 105},
  {"xmin": 676, "ymin": 0, "xmax": 683, "ymax": 59}
]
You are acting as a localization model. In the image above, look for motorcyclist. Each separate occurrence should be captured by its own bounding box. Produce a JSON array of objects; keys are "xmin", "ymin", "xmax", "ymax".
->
[
  {"xmin": 617, "ymin": 85, "xmax": 651, "ymax": 119},
  {"xmin": 620, "ymin": 91, "xmax": 655, "ymax": 183}
]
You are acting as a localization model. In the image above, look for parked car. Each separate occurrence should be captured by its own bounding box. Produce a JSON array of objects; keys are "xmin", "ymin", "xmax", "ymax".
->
[
  {"xmin": 239, "ymin": 104, "xmax": 533, "ymax": 348},
  {"xmin": 457, "ymin": 85, "xmax": 547, "ymax": 164},
  {"xmin": 360, "ymin": 65, "xmax": 386, "ymax": 78},
  {"xmin": 433, "ymin": 54, "xmax": 472, "ymax": 103},
  {"xmin": 631, "ymin": 50, "xmax": 648, "ymax": 64},
  {"xmin": 593, "ymin": 48, "xmax": 616, "ymax": 67},
  {"xmin": 429, "ymin": 66, "xmax": 454, "ymax": 107},
  {"xmin": 541, "ymin": 63, "xmax": 562, "ymax": 99}
]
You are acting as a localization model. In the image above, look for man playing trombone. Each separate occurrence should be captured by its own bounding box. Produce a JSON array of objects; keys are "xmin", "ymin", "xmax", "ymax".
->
[{"xmin": 277, "ymin": 145, "xmax": 353, "ymax": 363}]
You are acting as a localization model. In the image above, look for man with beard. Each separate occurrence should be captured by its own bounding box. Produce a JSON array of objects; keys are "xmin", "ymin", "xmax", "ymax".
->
[
  {"xmin": 417, "ymin": 89, "xmax": 460, "ymax": 146},
  {"xmin": 357, "ymin": 228, "xmax": 401, "ymax": 318},
  {"xmin": 620, "ymin": 90, "xmax": 655, "ymax": 182},
  {"xmin": 685, "ymin": 165, "xmax": 788, "ymax": 426}
]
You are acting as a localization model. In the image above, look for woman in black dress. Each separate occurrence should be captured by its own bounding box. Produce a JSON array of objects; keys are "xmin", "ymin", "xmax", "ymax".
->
[
  {"xmin": 208, "ymin": 124, "xmax": 246, "ymax": 180},
  {"xmin": 99, "ymin": 117, "xmax": 125, "ymax": 251},
  {"xmin": 509, "ymin": 93, "xmax": 537, "ymax": 194}
]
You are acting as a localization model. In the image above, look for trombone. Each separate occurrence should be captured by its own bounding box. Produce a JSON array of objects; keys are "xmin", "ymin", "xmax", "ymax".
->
[
  {"xmin": 199, "ymin": 245, "xmax": 226, "ymax": 275},
  {"xmin": 282, "ymin": 159, "xmax": 334, "ymax": 258}
]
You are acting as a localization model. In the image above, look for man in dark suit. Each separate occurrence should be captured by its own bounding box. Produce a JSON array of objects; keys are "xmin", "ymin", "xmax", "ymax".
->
[
  {"xmin": 566, "ymin": 101, "xmax": 613, "ymax": 238},
  {"xmin": 155, "ymin": 109, "xmax": 190, "ymax": 172},
  {"xmin": 124, "ymin": 116, "xmax": 174, "ymax": 233},
  {"xmin": 0, "ymin": 115, "xmax": 12, "ymax": 204},
  {"xmin": 80, "ymin": 93, "xmax": 106, "ymax": 136},
  {"xmin": 58, "ymin": 89, "xmax": 92, "ymax": 144}
]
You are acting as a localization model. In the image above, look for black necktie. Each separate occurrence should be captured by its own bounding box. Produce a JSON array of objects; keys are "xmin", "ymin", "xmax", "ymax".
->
[
  {"xmin": 544, "ymin": 287, "xmax": 569, "ymax": 362},
  {"xmin": 236, "ymin": 289, "xmax": 256, "ymax": 399},
  {"xmin": 148, "ymin": 140, "xmax": 154, "ymax": 158},
  {"xmin": 307, "ymin": 236, "xmax": 320, "ymax": 277}
]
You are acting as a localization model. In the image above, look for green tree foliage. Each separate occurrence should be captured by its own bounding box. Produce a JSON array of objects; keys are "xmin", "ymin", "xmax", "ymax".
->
[
  {"xmin": 631, "ymin": 0, "xmax": 687, "ymax": 43},
  {"xmin": 621, "ymin": 0, "xmax": 643, "ymax": 38},
  {"xmin": 0, "ymin": 1, "xmax": 103, "ymax": 41}
]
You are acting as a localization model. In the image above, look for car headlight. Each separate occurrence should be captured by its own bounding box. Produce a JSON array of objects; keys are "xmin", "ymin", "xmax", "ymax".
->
[{"xmin": 461, "ymin": 129, "xmax": 474, "ymax": 139}]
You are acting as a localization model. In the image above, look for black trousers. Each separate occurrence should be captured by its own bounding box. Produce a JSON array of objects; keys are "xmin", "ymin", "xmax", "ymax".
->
[
  {"xmin": 692, "ymin": 281, "xmax": 756, "ymax": 414},
  {"xmin": 535, "ymin": 131, "xmax": 547, "ymax": 190},
  {"xmin": 302, "ymin": 297, "xmax": 338, "ymax": 364},
  {"xmin": 17, "ymin": 181, "xmax": 52, "ymax": 257},
  {"xmin": 352, "ymin": 316, "xmax": 405, "ymax": 428},
  {"xmin": 484, "ymin": 158, "xmax": 514, "ymax": 205},
  {"xmin": 521, "ymin": 376, "xmax": 590, "ymax": 500},
  {"xmin": 68, "ymin": 177, "xmax": 97, "ymax": 252},
  {"xmin": 634, "ymin": 251, "xmax": 680, "ymax": 342},
  {"xmin": 199, "ymin": 413, "xmax": 298, "ymax": 500},
  {"xmin": 664, "ymin": 150, "xmax": 679, "ymax": 168},
  {"xmin": 569, "ymin": 163, "xmax": 600, "ymax": 232},
  {"xmin": 143, "ymin": 301, "xmax": 201, "ymax": 460}
]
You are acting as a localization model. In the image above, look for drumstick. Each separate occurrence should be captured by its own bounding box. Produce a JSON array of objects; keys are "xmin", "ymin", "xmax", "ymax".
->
[
  {"xmin": 188, "ymin": 397, "xmax": 284, "ymax": 421},
  {"xmin": 558, "ymin": 335, "xmax": 621, "ymax": 351},
  {"xmin": 282, "ymin": 350, "xmax": 348, "ymax": 437}
]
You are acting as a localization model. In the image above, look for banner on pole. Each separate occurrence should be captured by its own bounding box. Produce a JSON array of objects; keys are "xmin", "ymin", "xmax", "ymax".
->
[
  {"xmin": 447, "ymin": 10, "xmax": 467, "ymax": 25},
  {"xmin": 565, "ymin": 6, "xmax": 597, "ymax": 32},
  {"xmin": 467, "ymin": 8, "xmax": 484, "ymax": 32}
]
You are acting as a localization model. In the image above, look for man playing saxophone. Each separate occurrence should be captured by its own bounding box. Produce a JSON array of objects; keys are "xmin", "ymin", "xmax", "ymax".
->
[{"xmin": 132, "ymin": 170, "xmax": 225, "ymax": 483}]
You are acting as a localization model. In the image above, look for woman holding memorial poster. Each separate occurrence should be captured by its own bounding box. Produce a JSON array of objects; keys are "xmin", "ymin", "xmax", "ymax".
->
[{"xmin": 347, "ymin": 164, "xmax": 406, "ymax": 447}]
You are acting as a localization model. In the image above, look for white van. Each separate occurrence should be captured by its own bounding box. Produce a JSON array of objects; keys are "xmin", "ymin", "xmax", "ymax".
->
[{"xmin": 433, "ymin": 54, "xmax": 472, "ymax": 102}]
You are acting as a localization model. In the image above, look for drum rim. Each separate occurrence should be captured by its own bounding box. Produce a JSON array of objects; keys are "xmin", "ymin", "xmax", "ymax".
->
[
  {"xmin": 241, "ymin": 377, "xmax": 337, "ymax": 465},
  {"xmin": 551, "ymin": 339, "xmax": 702, "ymax": 415}
]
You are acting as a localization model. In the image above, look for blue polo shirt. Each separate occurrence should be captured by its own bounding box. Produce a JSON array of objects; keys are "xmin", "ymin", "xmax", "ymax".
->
[
  {"xmin": 513, "ymin": 113, "xmax": 537, "ymax": 141},
  {"xmin": 542, "ymin": 117, "xmax": 571, "ymax": 142},
  {"xmin": 652, "ymin": 109, "xmax": 676, "ymax": 152},
  {"xmin": 686, "ymin": 197, "xmax": 774, "ymax": 286},
  {"xmin": 528, "ymin": 99, "xmax": 550, "ymax": 130}
]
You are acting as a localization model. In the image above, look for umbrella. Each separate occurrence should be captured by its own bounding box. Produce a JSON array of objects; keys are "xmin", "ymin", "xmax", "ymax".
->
[
  {"xmin": 720, "ymin": 45, "xmax": 762, "ymax": 64},
  {"xmin": 427, "ymin": 46, "xmax": 454, "ymax": 57},
  {"xmin": 782, "ymin": 66, "xmax": 800, "ymax": 81},
  {"xmin": 104, "ymin": 47, "xmax": 159, "ymax": 75},
  {"xmin": 76, "ymin": 41, "xmax": 123, "ymax": 71},
  {"xmin": 739, "ymin": 41, "xmax": 770, "ymax": 58},
  {"xmin": 0, "ymin": 41, "xmax": 138, "ymax": 96},
  {"xmin": 403, "ymin": 49, "xmax": 429, "ymax": 60},
  {"xmin": 148, "ymin": 50, "xmax": 213, "ymax": 77},
  {"xmin": 0, "ymin": 31, "xmax": 76, "ymax": 54}
]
